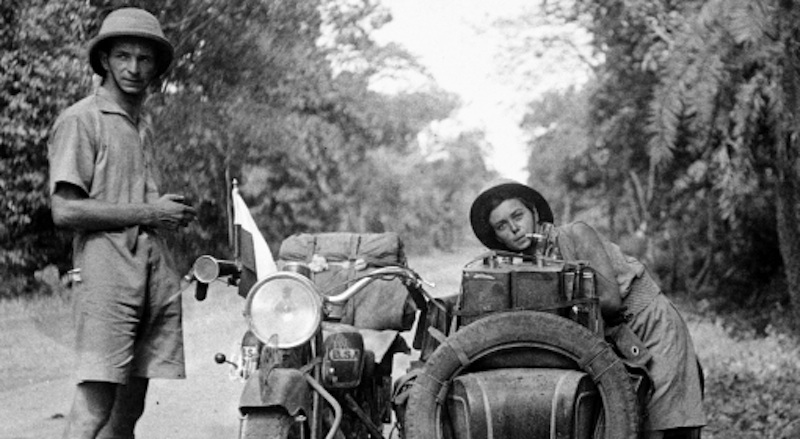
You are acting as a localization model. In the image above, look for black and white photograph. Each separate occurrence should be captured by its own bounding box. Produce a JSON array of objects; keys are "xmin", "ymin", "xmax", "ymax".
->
[{"xmin": 1, "ymin": 1, "xmax": 798, "ymax": 438}]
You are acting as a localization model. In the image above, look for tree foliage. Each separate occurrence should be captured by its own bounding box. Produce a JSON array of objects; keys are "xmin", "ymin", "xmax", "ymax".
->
[
  {"xmin": 509, "ymin": 0, "xmax": 800, "ymax": 322},
  {"xmin": 633, "ymin": 0, "xmax": 800, "ymax": 322},
  {"xmin": 521, "ymin": 86, "xmax": 603, "ymax": 225},
  {"xmin": 0, "ymin": 0, "xmax": 96, "ymax": 295},
  {"xmin": 354, "ymin": 128, "xmax": 492, "ymax": 253}
]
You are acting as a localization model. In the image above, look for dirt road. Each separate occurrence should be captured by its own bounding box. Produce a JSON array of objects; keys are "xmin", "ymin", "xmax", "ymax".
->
[{"xmin": 1, "ymin": 283, "xmax": 281, "ymax": 439}]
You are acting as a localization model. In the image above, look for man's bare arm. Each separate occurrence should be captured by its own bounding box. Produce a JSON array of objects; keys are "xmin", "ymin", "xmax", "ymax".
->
[{"xmin": 51, "ymin": 182, "xmax": 197, "ymax": 231}]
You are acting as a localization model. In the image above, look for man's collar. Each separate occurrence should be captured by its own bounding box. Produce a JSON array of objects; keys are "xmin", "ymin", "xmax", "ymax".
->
[
  {"xmin": 95, "ymin": 87, "xmax": 127, "ymax": 115},
  {"xmin": 94, "ymin": 86, "xmax": 140, "ymax": 124}
]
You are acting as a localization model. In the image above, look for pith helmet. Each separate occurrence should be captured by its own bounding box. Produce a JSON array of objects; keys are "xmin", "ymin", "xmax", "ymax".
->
[
  {"xmin": 469, "ymin": 179, "xmax": 554, "ymax": 250},
  {"xmin": 88, "ymin": 7, "xmax": 174, "ymax": 77}
]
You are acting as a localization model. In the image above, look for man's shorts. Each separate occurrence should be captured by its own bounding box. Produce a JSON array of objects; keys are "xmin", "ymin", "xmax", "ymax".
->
[{"xmin": 72, "ymin": 230, "xmax": 185, "ymax": 384}]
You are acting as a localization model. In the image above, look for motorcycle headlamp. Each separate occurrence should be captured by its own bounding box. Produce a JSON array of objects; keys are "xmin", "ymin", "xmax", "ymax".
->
[{"xmin": 244, "ymin": 272, "xmax": 323, "ymax": 348}]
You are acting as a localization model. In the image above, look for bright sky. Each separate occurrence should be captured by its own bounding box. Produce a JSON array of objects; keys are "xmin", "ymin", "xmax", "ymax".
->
[{"xmin": 373, "ymin": 0, "xmax": 591, "ymax": 182}]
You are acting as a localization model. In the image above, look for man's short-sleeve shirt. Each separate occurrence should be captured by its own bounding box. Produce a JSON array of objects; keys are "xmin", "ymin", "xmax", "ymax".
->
[
  {"xmin": 49, "ymin": 87, "xmax": 159, "ymax": 205},
  {"xmin": 48, "ymin": 87, "xmax": 162, "ymax": 276}
]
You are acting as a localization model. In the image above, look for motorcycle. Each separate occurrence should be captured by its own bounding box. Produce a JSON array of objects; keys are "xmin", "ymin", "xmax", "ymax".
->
[
  {"xmin": 397, "ymin": 238, "xmax": 651, "ymax": 439},
  {"xmin": 189, "ymin": 232, "xmax": 435, "ymax": 439}
]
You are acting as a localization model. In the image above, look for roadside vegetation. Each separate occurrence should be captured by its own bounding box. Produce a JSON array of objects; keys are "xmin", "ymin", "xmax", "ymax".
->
[{"xmin": 688, "ymin": 308, "xmax": 800, "ymax": 438}]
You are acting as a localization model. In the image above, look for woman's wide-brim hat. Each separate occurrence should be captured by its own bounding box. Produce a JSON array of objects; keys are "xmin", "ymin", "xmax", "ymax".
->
[
  {"xmin": 88, "ymin": 8, "xmax": 174, "ymax": 78},
  {"xmin": 469, "ymin": 179, "xmax": 554, "ymax": 250}
]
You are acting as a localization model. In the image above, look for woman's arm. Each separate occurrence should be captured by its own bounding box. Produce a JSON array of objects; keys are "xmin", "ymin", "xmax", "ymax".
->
[{"xmin": 560, "ymin": 222, "xmax": 623, "ymax": 320}]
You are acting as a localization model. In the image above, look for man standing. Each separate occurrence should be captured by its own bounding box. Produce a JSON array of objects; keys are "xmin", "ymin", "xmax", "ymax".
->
[{"xmin": 48, "ymin": 8, "xmax": 196, "ymax": 439}]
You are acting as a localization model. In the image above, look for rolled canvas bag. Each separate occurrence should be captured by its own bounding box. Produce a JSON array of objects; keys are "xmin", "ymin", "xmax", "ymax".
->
[{"xmin": 278, "ymin": 232, "xmax": 415, "ymax": 330}]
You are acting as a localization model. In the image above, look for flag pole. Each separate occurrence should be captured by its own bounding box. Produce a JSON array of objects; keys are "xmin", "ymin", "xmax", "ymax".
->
[
  {"xmin": 225, "ymin": 170, "xmax": 233, "ymax": 250},
  {"xmin": 231, "ymin": 178, "xmax": 240, "ymax": 262}
]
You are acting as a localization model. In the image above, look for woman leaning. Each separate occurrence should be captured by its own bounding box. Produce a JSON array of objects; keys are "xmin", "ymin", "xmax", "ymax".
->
[{"xmin": 469, "ymin": 180, "xmax": 706, "ymax": 439}]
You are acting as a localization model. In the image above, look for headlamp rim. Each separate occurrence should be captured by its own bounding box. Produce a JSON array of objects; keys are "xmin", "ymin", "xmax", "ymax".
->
[{"xmin": 243, "ymin": 271, "xmax": 323, "ymax": 348}]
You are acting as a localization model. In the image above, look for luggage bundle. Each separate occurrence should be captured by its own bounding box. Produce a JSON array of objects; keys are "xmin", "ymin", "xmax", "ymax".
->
[{"xmin": 278, "ymin": 232, "xmax": 415, "ymax": 331}]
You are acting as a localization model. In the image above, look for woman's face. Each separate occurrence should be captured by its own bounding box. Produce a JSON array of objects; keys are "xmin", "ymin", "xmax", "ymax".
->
[{"xmin": 489, "ymin": 198, "xmax": 536, "ymax": 251}]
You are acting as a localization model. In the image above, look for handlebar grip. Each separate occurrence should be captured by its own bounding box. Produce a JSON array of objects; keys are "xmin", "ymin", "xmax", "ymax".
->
[
  {"xmin": 195, "ymin": 282, "xmax": 209, "ymax": 301},
  {"xmin": 406, "ymin": 281, "xmax": 429, "ymax": 310}
]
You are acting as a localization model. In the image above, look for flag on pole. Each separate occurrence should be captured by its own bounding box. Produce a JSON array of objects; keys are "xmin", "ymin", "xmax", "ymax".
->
[{"xmin": 232, "ymin": 186, "xmax": 276, "ymax": 295}]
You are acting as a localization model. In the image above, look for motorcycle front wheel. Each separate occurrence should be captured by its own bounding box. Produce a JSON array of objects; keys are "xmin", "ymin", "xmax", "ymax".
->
[
  {"xmin": 239, "ymin": 408, "xmax": 307, "ymax": 439},
  {"xmin": 403, "ymin": 310, "xmax": 640, "ymax": 439}
]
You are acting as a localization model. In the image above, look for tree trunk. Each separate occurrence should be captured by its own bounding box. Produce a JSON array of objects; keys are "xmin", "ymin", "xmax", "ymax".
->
[
  {"xmin": 774, "ymin": 181, "xmax": 800, "ymax": 327},
  {"xmin": 776, "ymin": 1, "xmax": 800, "ymax": 331}
]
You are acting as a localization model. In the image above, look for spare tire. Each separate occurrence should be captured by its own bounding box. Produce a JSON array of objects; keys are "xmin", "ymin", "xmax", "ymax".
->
[{"xmin": 404, "ymin": 311, "xmax": 640, "ymax": 439}]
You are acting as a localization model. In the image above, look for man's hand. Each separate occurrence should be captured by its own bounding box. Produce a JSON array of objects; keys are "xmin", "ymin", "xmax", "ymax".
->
[{"xmin": 150, "ymin": 194, "xmax": 197, "ymax": 230}]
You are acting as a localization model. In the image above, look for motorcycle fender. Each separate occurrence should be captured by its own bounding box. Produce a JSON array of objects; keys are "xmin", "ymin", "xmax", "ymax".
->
[{"xmin": 239, "ymin": 368, "xmax": 312, "ymax": 417}]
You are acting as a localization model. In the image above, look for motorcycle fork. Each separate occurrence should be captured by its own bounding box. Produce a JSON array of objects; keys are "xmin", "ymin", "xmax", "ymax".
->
[
  {"xmin": 340, "ymin": 354, "xmax": 394, "ymax": 438},
  {"xmin": 344, "ymin": 393, "xmax": 385, "ymax": 438},
  {"xmin": 310, "ymin": 331, "xmax": 323, "ymax": 439}
]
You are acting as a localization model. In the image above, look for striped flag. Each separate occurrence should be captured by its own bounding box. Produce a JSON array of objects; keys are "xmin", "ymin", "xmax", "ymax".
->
[{"xmin": 232, "ymin": 187, "xmax": 276, "ymax": 295}]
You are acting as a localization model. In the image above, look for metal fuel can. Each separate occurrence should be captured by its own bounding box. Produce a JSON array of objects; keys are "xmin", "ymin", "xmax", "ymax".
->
[
  {"xmin": 581, "ymin": 271, "xmax": 595, "ymax": 298},
  {"xmin": 562, "ymin": 271, "xmax": 575, "ymax": 301},
  {"xmin": 580, "ymin": 271, "xmax": 602, "ymax": 334}
]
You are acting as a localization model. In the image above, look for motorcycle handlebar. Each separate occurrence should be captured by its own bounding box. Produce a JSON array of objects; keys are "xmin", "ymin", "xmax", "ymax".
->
[
  {"xmin": 189, "ymin": 256, "xmax": 438, "ymax": 308},
  {"xmin": 324, "ymin": 266, "xmax": 435, "ymax": 305}
]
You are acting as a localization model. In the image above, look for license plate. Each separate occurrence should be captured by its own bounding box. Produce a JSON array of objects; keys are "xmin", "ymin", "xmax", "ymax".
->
[{"xmin": 329, "ymin": 348, "xmax": 360, "ymax": 361}]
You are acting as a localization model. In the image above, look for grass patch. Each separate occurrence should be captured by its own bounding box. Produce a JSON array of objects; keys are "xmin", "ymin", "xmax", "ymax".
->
[{"xmin": 688, "ymin": 313, "xmax": 800, "ymax": 438}]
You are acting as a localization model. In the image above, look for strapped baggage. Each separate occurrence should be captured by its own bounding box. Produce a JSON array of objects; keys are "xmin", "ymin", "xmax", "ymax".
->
[{"xmin": 278, "ymin": 232, "xmax": 415, "ymax": 331}]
